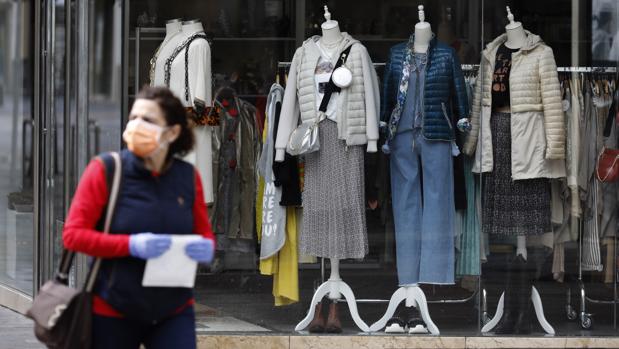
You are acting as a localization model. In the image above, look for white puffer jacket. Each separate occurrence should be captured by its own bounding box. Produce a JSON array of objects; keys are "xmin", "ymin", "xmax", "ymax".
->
[
  {"xmin": 463, "ymin": 31, "xmax": 566, "ymax": 180},
  {"xmin": 275, "ymin": 34, "xmax": 380, "ymax": 160}
]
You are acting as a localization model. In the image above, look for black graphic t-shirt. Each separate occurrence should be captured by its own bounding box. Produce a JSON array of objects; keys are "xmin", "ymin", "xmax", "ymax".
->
[{"xmin": 492, "ymin": 44, "xmax": 519, "ymax": 109}]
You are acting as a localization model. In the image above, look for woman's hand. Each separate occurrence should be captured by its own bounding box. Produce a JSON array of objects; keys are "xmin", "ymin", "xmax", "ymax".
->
[
  {"xmin": 185, "ymin": 238, "xmax": 215, "ymax": 264},
  {"xmin": 128, "ymin": 233, "xmax": 172, "ymax": 260}
]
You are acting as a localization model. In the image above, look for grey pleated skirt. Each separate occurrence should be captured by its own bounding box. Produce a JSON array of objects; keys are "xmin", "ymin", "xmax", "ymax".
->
[
  {"xmin": 482, "ymin": 112, "xmax": 551, "ymax": 236},
  {"xmin": 300, "ymin": 119, "xmax": 369, "ymax": 259}
]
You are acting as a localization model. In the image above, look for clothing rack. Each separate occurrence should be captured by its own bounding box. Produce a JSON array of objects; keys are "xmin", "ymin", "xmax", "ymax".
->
[{"xmin": 278, "ymin": 62, "xmax": 618, "ymax": 74}]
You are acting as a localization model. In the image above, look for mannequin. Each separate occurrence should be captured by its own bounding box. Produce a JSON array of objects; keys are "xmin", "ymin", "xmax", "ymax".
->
[
  {"xmin": 504, "ymin": 7, "xmax": 527, "ymax": 50},
  {"xmin": 161, "ymin": 19, "xmax": 214, "ymax": 205},
  {"xmin": 279, "ymin": 5, "xmax": 380, "ymax": 333},
  {"xmin": 373, "ymin": 4, "xmax": 469, "ymax": 335},
  {"xmin": 465, "ymin": 7, "xmax": 561, "ymax": 335},
  {"xmin": 413, "ymin": 5, "xmax": 432, "ymax": 53},
  {"xmin": 151, "ymin": 19, "xmax": 184, "ymax": 86},
  {"xmin": 503, "ymin": 7, "xmax": 528, "ymax": 261}
]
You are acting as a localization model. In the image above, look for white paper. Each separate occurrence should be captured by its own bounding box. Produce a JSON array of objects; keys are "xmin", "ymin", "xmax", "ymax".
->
[{"xmin": 142, "ymin": 235, "xmax": 203, "ymax": 288}]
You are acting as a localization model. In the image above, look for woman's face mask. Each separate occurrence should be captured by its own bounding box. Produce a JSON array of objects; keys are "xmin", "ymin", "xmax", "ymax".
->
[{"xmin": 122, "ymin": 118, "xmax": 169, "ymax": 158}]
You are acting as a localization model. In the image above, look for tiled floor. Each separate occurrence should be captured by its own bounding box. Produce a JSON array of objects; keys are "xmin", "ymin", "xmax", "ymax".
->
[{"xmin": 0, "ymin": 305, "xmax": 43, "ymax": 349}]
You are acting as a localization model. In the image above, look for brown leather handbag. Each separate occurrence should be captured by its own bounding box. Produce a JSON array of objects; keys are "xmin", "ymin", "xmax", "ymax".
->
[
  {"xmin": 596, "ymin": 146, "xmax": 619, "ymax": 182},
  {"xmin": 26, "ymin": 152, "xmax": 122, "ymax": 349}
]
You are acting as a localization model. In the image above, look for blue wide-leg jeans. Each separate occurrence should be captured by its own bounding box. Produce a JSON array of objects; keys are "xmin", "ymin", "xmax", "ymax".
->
[{"xmin": 390, "ymin": 129, "xmax": 455, "ymax": 285}]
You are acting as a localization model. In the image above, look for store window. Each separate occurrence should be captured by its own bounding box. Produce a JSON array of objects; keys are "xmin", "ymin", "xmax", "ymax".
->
[
  {"xmin": 117, "ymin": 0, "xmax": 619, "ymax": 338},
  {"xmin": 0, "ymin": 0, "xmax": 35, "ymax": 296}
]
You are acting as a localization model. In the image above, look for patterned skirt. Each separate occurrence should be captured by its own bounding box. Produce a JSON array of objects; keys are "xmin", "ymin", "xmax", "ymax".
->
[
  {"xmin": 300, "ymin": 119, "xmax": 369, "ymax": 259},
  {"xmin": 482, "ymin": 112, "xmax": 551, "ymax": 236}
]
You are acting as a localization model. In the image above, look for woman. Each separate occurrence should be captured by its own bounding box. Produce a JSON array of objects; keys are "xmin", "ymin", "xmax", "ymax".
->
[{"xmin": 63, "ymin": 86, "xmax": 215, "ymax": 349}]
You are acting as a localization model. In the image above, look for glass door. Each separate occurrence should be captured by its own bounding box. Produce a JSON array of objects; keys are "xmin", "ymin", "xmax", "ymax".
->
[
  {"xmin": 0, "ymin": 0, "xmax": 36, "ymax": 300},
  {"xmin": 39, "ymin": 0, "xmax": 74, "ymax": 285}
]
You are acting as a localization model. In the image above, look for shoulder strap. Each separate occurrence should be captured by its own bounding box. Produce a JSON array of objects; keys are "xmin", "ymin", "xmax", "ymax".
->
[
  {"xmin": 318, "ymin": 45, "xmax": 353, "ymax": 113},
  {"xmin": 84, "ymin": 152, "xmax": 122, "ymax": 292},
  {"xmin": 55, "ymin": 152, "xmax": 122, "ymax": 288}
]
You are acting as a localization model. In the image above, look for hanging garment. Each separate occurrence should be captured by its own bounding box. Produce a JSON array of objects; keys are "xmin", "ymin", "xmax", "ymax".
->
[
  {"xmin": 456, "ymin": 157, "xmax": 481, "ymax": 277},
  {"xmin": 258, "ymin": 84, "xmax": 287, "ymax": 259},
  {"xmin": 211, "ymin": 89, "xmax": 261, "ymax": 243},
  {"xmin": 581, "ymin": 86, "xmax": 604, "ymax": 271},
  {"xmin": 597, "ymin": 92, "xmax": 617, "ymax": 239},
  {"xmin": 259, "ymin": 207, "xmax": 299, "ymax": 306},
  {"xmin": 272, "ymin": 98, "xmax": 302, "ymax": 207}
]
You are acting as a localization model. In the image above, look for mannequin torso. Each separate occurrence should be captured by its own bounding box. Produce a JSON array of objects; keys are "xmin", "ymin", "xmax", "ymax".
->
[{"xmin": 151, "ymin": 19, "xmax": 184, "ymax": 86}]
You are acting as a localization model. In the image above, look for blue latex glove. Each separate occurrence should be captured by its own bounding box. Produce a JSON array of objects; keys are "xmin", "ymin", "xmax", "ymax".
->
[
  {"xmin": 129, "ymin": 233, "xmax": 172, "ymax": 260},
  {"xmin": 185, "ymin": 238, "xmax": 215, "ymax": 264}
]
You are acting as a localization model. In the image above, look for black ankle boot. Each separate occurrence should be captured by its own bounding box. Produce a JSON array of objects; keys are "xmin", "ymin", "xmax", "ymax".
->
[
  {"xmin": 494, "ymin": 260, "xmax": 516, "ymax": 334},
  {"xmin": 513, "ymin": 255, "xmax": 533, "ymax": 334}
]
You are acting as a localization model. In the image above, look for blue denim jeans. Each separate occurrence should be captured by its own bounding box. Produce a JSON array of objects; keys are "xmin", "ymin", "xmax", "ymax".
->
[
  {"xmin": 390, "ymin": 129, "xmax": 455, "ymax": 285},
  {"xmin": 92, "ymin": 306, "xmax": 196, "ymax": 349}
]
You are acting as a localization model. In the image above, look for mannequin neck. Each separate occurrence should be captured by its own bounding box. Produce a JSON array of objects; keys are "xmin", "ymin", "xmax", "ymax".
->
[
  {"xmin": 165, "ymin": 21, "xmax": 182, "ymax": 39},
  {"xmin": 414, "ymin": 24, "xmax": 432, "ymax": 53},
  {"xmin": 182, "ymin": 22, "xmax": 204, "ymax": 36},
  {"xmin": 320, "ymin": 24, "xmax": 343, "ymax": 46},
  {"xmin": 505, "ymin": 24, "xmax": 526, "ymax": 49}
]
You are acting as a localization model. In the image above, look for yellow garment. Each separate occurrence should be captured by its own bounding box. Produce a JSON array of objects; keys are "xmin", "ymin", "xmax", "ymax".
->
[
  {"xmin": 260, "ymin": 208, "xmax": 299, "ymax": 306},
  {"xmin": 257, "ymin": 111, "xmax": 299, "ymax": 306},
  {"xmin": 256, "ymin": 116, "xmax": 269, "ymax": 243},
  {"xmin": 256, "ymin": 178, "xmax": 265, "ymax": 243}
]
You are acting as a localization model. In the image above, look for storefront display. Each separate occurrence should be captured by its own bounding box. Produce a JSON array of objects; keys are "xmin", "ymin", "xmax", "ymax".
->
[
  {"xmin": 151, "ymin": 19, "xmax": 215, "ymax": 204},
  {"xmin": 3, "ymin": 0, "xmax": 619, "ymax": 346}
]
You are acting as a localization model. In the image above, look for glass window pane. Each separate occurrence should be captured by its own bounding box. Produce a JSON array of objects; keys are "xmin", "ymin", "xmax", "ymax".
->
[{"xmin": 0, "ymin": 0, "xmax": 35, "ymax": 296}]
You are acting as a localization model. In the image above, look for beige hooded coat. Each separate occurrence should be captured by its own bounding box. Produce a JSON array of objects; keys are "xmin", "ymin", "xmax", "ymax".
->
[{"xmin": 463, "ymin": 31, "xmax": 566, "ymax": 180}]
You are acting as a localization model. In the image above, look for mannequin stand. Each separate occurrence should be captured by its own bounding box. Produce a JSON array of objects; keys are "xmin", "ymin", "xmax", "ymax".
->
[
  {"xmin": 481, "ymin": 286, "xmax": 555, "ymax": 335},
  {"xmin": 369, "ymin": 286, "xmax": 440, "ymax": 335},
  {"xmin": 295, "ymin": 259, "xmax": 370, "ymax": 332}
]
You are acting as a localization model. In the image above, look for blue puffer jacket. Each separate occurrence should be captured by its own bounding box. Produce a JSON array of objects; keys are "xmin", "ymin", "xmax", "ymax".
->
[{"xmin": 381, "ymin": 36, "xmax": 469, "ymax": 146}]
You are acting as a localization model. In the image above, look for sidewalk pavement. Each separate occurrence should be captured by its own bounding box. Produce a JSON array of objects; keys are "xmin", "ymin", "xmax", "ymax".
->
[{"xmin": 0, "ymin": 306, "xmax": 43, "ymax": 349}]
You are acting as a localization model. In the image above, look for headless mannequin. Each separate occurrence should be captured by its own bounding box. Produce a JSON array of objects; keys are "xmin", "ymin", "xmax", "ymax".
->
[
  {"xmin": 482, "ymin": 7, "xmax": 554, "ymax": 335},
  {"xmin": 413, "ymin": 5, "xmax": 432, "ymax": 53},
  {"xmin": 500, "ymin": 7, "xmax": 528, "ymax": 261},
  {"xmin": 163, "ymin": 19, "xmax": 214, "ymax": 204},
  {"xmin": 371, "ymin": 6, "xmax": 440, "ymax": 335},
  {"xmin": 294, "ymin": 6, "xmax": 370, "ymax": 333},
  {"xmin": 320, "ymin": 6, "xmax": 345, "ymax": 295},
  {"xmin": 504, "ymin": 8, "xmax": 527, "ymax": 50},
  {"xmin": 151, "ymin": 19, "xmax": 184, "ymax": 86}
]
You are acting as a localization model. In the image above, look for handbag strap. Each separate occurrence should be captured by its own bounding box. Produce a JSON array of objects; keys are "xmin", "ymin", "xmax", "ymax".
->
[
  {"xmin": 55, "ymin": 152, "xmax": 122, "ymax": 284},
  {"xmin": 84, "ymin": 152, "xmax": 122, "ymax": 292},
  {"xmin": 318, "ymin": 45, "xmax": 353, "ymax": 114}
]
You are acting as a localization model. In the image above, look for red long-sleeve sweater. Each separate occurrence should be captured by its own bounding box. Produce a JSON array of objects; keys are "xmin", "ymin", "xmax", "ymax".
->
[{"xmin": 63, "ymin": 159, "xmax": 215, "ymax": 317}]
